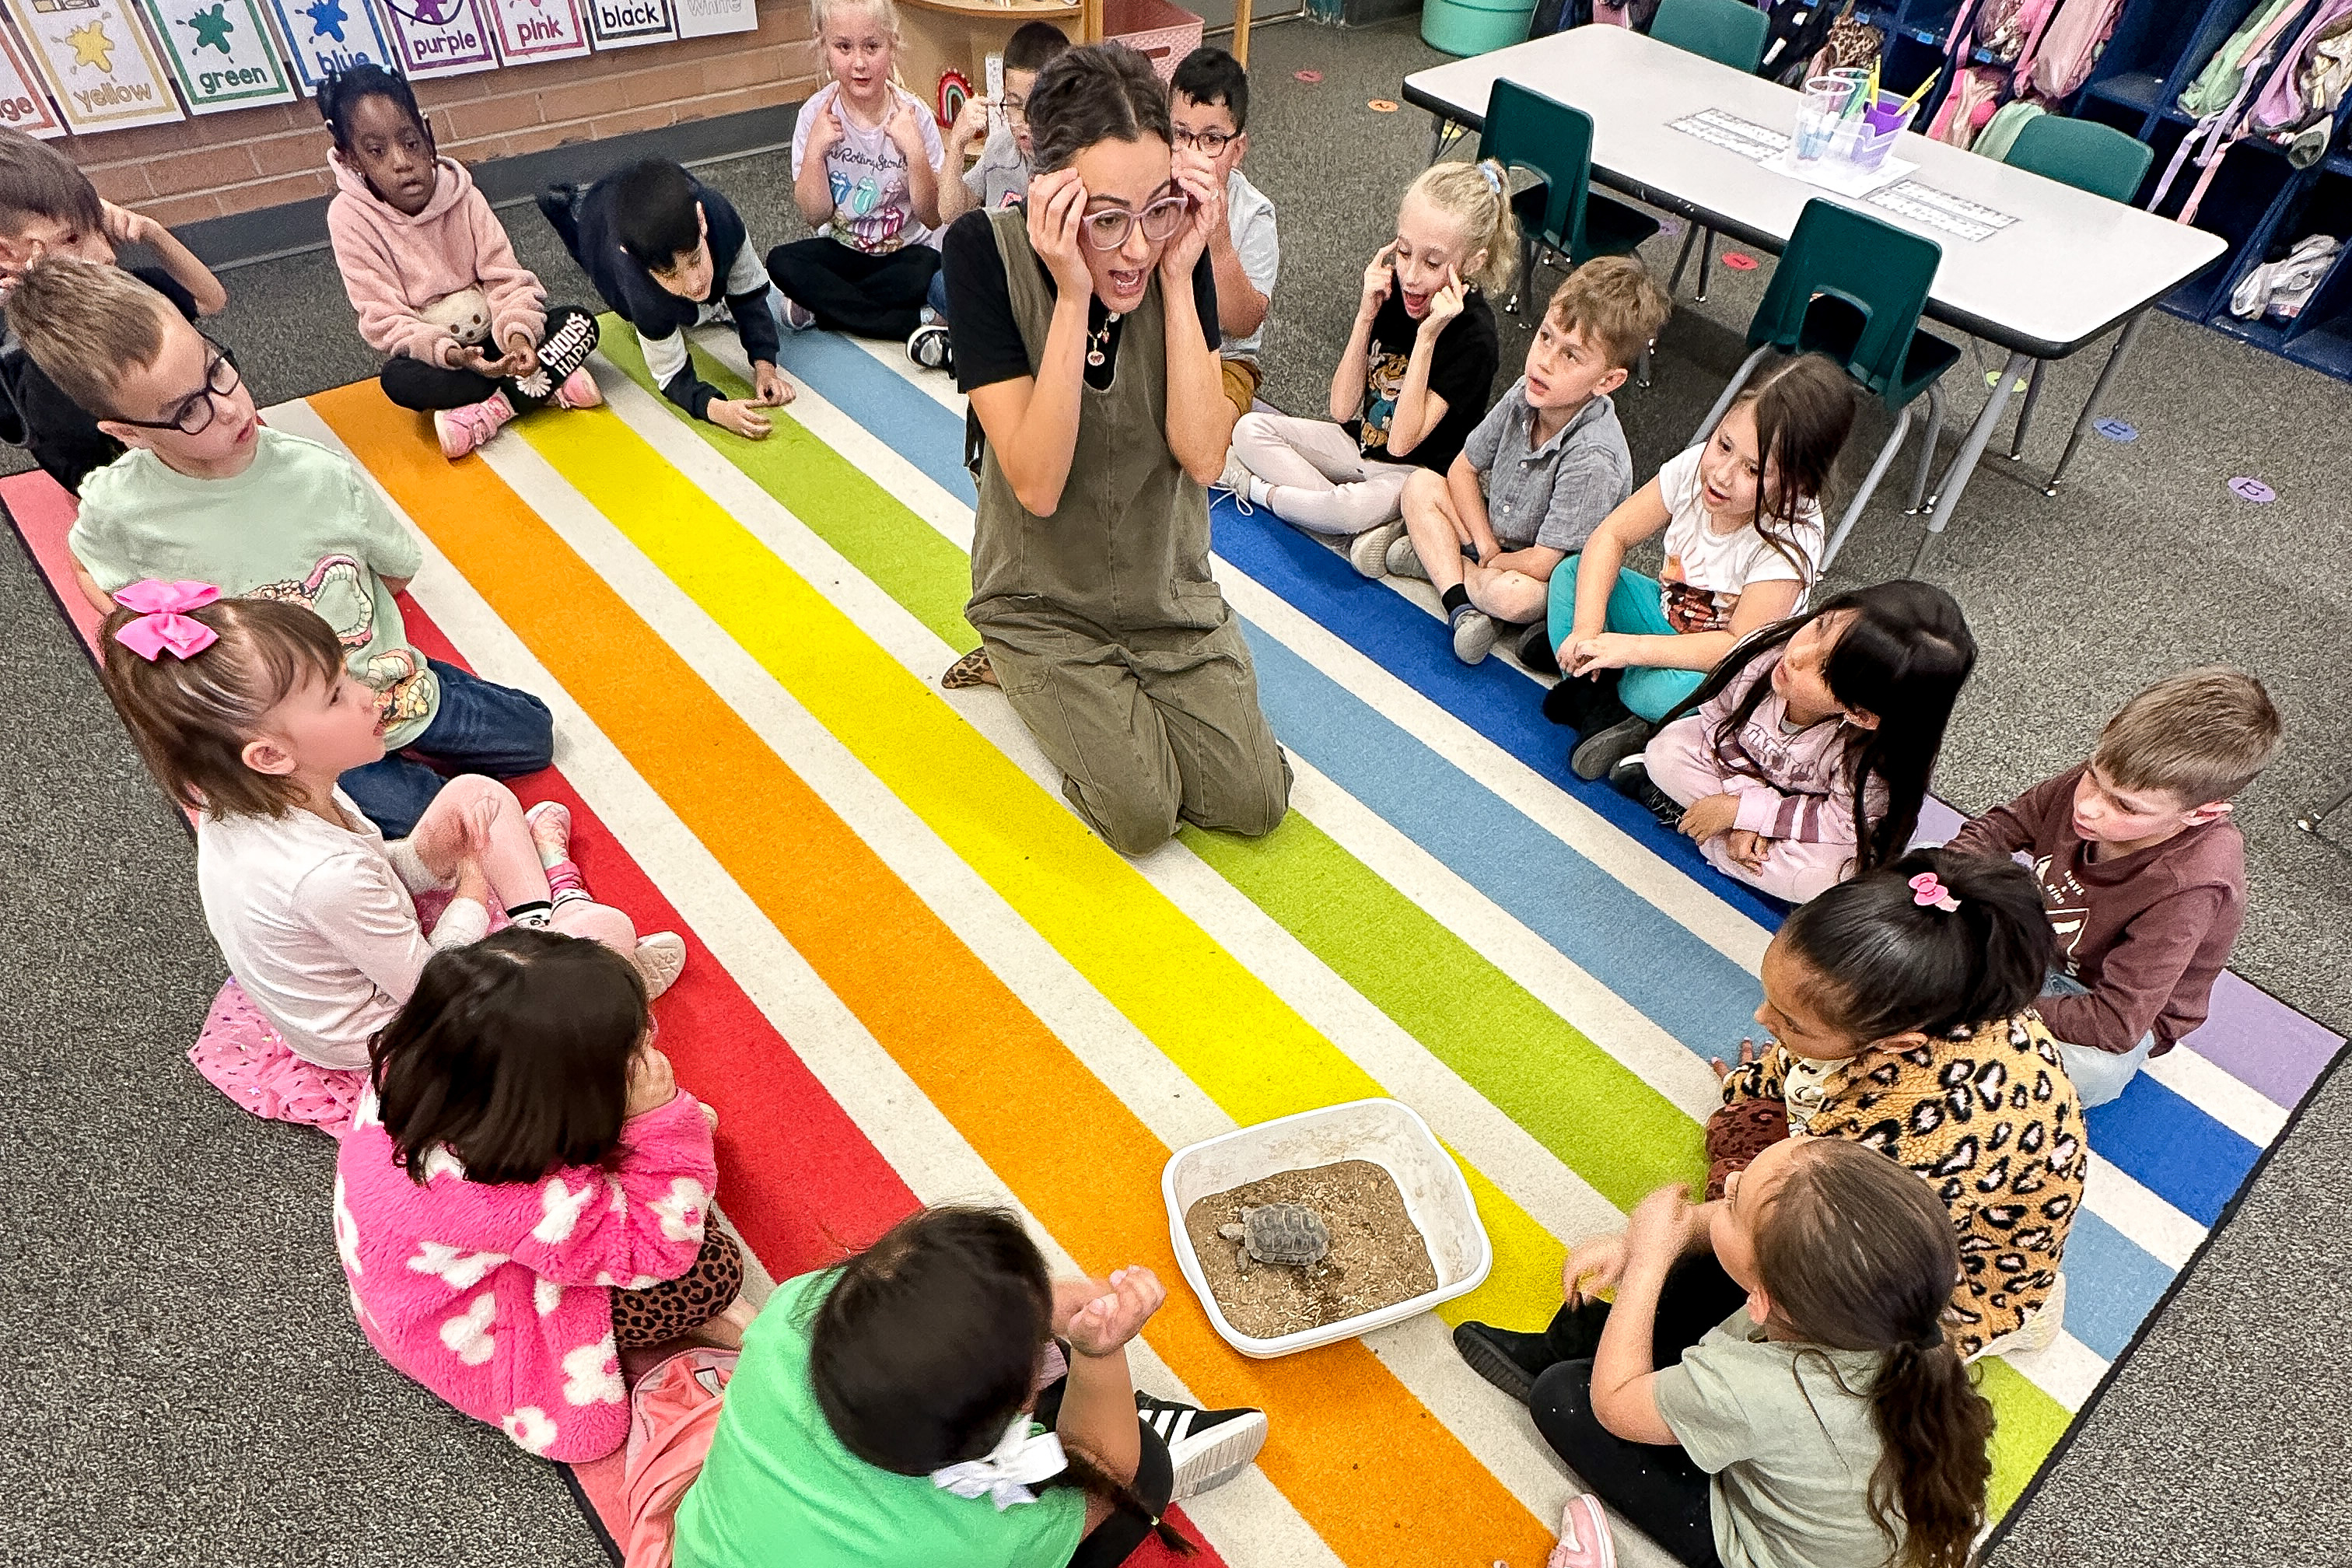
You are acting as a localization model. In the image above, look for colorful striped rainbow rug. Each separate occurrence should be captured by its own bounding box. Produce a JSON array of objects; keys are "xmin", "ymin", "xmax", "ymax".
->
[{"xmin": 9, "ymin": 317, "xmax": 2340, "ymax": 1568}]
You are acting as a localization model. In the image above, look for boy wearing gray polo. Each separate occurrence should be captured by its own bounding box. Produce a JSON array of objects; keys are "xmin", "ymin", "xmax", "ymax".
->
[{"xmin": 1372, "ymin": 257, "xmax": 1670, "ymax": 665}]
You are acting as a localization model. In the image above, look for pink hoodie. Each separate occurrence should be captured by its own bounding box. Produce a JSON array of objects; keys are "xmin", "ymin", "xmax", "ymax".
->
[{"xmin": 326, "ymin": 153, "xmax": 548, "ymax": 367}]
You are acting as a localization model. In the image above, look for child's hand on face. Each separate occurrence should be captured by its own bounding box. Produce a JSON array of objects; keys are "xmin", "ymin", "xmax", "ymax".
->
[
  {"xmin": 1065, "ymin": 1265, "xmax": 1165, "ymax": 1357},
  {"xmin": 1027, "ymin": 169, "xmax": 1094, "ymax": 297},
  {"xmin": 625, "ymin": 1042, "xmax": 679, "ymax": 1118},
  {"xmin": 709, "ymin": 397, "xmax": 775, "ymax": 439},
  {"xmin": 1360, "ymin": 241, "xmax": 1398, "ymax": 317},
  {"xmin": 1562, "ymin": 1232, "xmax": 1627, "ymax": 1305},
  {"xmin": 1419, "ymin": 264, "xmax": 1467, "ymax": 334},
  {"xmin": 1677, "ymin": 792, "xmax": 1740, "ymax": 844},
  {"xmin": 1710, "ymin": 1036, "xmax": 1761, "ymax": 1081},
  {"xmin": 100, "ymin": 198, "xmax": 158, "ymax": 250}
]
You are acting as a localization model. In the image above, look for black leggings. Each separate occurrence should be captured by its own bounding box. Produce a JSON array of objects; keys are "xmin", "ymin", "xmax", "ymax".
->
[
  {"xmin": 1031, "ymin": 1375, "xmax": 1179, "ymax": 1568},
  {"xmin": 766, "ymin": 239, "xmax": 940, "ymax": 340},
  {"xmin": 378, "ymin": 303, "xmax": 600, "ymax": 412},
  {"xmin": 1528, "ymin": 1255, "xmax": 1748, "ymax": 1568}
]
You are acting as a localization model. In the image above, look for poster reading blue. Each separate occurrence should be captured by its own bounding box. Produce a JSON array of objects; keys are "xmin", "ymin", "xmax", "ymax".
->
[{"xmin": 265, "ymin": 0, "xmax": 394, "ymax": 93}]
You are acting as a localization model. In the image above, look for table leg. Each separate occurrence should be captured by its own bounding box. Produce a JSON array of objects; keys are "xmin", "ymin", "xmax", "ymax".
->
[
  {"xmin": 1428, "ymin": 114, "xmax": 1452, "ymax": 163},
  {"xmin": 1910, "ymin": 349, "xmax": 2030, "ymax": 575},
  {"xmin": 2045, "ymin": 309, "xmax": 2149, "ymax": 497}
]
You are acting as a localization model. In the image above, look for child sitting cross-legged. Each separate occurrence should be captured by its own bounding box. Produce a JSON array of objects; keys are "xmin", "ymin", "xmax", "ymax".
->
[
  {"xmin": 1531, "ymin": 1140, "xmax": 1997, "ymax": 1568},
  {"xmin": 0, "ymin": 128, "xmax": 226, "ymax": 492},
  {"xmin": 540, "ymin": 158, "xmax": 796, "ymax": 440},
  {"xmin": 17, "ymin": 254, "xmax": 554, "ymax": 837},
  {"xmin": 1612, "ymin": 580, "xmax": 1977, "ymax": 904},
  {"xmin": 1452, "ymin": 847, "xmax": 2083, "ymax": 1425},
  {"xmin": 1224, "ymin": 159, "xmax": 1506, "ymax": 540},
  {"xmin": 1949, "ymin": 667, "xmax": 2281, "ymax": 1107},
  {"xmin": 1545, "ymin": 353, "xmax": 1856, "ymax": 782},
  {"xmin": 98, "ymin": 592, "xmax": 686, "ymax": 1129},
  {"xmin": 1365, "ymin": 256, "xmax": 1668, "ymax": 667},
  {"xmin": 320, "ymin": 65, "xmax": 603, "ymax": 461},
  {"xmin": 771, "ymin": 0, "xmax": 947, "ymax": 344},
  {"xmin": 674, "ymin": 1205, "xmax": 1268, "ymax": 1568},
  {"xmin": 1171, "ymin": 46, "xmax": 1279, "ymax": 419},
  {"xmin": 338, "ymin": 928, "xmax": 747, "ymax": 1463}
]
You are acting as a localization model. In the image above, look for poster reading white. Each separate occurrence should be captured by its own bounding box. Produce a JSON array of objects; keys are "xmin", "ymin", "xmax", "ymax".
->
[
  {"xmin": 672, "ymin": 0, "xmax": 747, "ymax": 37},
  {"xmin": 138, "ymin": 0, "xmax": 295, "ymax": 112},
  {"xmin": 583, "ymin": 0, "xmax": 670, "ymax": 48},
  {"xmin": 265, "ymin": 0, "xmax": 394, "ymax": 93},
  {"xmin": 377, "ymin": 0, "xmax": 497, "ymax": 78},
  {"xmin": 487, "ymin": 0, "xmax": 584, "ymax": 62},
  {"xmin": 0, "ymin": 19, "xmax": 64, "ymax": 135},
  {"xmin": 5, "ymin": 0, "xmax": 183, "ymax": 132}
]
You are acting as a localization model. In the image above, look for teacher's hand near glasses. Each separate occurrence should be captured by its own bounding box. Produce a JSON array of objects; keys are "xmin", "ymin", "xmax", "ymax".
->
[
  {"xmin": 1161, "ymin": 152, "xmax": 1223, "ymax": 285},
  {"xmin": 1027, "ymin": 168, "xmax": 1094, "ymax": 297}
]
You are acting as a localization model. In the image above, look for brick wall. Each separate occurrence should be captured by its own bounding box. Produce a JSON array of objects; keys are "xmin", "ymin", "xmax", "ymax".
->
[{"xmin": 58, "ymin": 9, "xmax": 818, "ymax": 229}]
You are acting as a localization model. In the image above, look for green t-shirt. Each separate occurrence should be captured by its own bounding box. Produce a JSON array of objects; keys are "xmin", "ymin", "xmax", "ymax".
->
[
  {"xmin": 1651, "ymin": 1312, "xmax": 1896, "ymax": 1568},
  {"xmin": 674, "ymin": 1270, "xmax": 1088, "ymax": 1568},
  {"xmin": 69, "ymin": 429, "xmax": 439, "ymax": 749}
]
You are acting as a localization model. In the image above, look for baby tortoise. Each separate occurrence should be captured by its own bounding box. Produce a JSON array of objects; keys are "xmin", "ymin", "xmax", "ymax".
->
[{"xmin": 1218, "ymin": 1202, "xmax": 1331, "ymax": 1276}]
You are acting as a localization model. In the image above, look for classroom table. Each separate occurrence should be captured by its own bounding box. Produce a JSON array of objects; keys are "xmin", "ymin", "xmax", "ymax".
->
[{"xmin": 1400, "ymin": 26, "xmax": 2228, "ymax": 570}]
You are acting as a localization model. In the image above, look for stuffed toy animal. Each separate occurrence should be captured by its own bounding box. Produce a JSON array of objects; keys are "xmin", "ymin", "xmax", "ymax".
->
[{"xmin": 420, "ymin": 287, "xmax": 492, "ymax": 348}]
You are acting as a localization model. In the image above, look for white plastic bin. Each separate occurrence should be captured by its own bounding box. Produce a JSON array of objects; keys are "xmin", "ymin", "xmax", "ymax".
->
[{"xmin": 1162, "ymin": 1098, "xmax": 1493, "ymax": 1358}]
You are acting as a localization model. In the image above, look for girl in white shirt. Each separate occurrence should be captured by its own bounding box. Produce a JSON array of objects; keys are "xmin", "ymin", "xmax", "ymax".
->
[
  {"xmin": 98, "ymin": 586, "xmax": 684, "ymax": 1129},
  {"xmin": 1543, "ymin": 353, "xmax": 1855, "ymax": 782}
]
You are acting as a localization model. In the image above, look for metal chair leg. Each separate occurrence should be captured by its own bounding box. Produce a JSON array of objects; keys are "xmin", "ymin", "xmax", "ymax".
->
[
  {"xmin": 1508, "ymin": 234, "xmax": 1534, "ymax": 314},
  {"xmin": 1692, "ymin": 344, "xmax": 1775, "ymax": 448},
  {"xmin": 1693, "ymin": 229, "xmax": 1717, "ymax": 303},
  {"xmin": 2298, "ymin": 778, "xmax": 2352, "ymax": 835},
  {"xmin": 1668, "ymin": 225, "xmax": 1700, "ymax": 295},
  {"xmin": 1906, "ymin": 381, "xmax": 1944, "ymax": 514},
  {"xmin": 2007, "ymin": 359, "xmax": 2048, "ymax": 462},
  {"xmin": 1822, "ymin": 401, "xmax": 1913, "ymax": 570}
]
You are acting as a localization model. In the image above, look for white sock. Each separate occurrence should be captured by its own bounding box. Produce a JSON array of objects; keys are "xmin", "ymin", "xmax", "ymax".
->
[{"xmin": 1247, "ymin": 476, "xmax": 1274, "ymax": 508}]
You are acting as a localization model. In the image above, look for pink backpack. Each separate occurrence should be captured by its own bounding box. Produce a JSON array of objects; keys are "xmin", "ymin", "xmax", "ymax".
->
[
  {"xmin": 2150, "ymin": 0, "xmax": 2311, "ymax": 224},
  {"xmin": 2016, "ymin": 0, "xmax": 2126, "ymax": 99},
  {"xmin": 620, "ymin": 1349, "xmax": 740, "ymax": 1568},
  {"xmin": 2249, "ymin": 0, "xmax": 2352, "ymax": 143},
  {"xmin": 1927, "ymin": 65, "xmax": 2007, "ymax": 147}
]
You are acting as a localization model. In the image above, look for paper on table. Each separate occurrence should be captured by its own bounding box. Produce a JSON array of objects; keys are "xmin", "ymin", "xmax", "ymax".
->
[{"xmin": 1759, "ymin": 149, "xmax": 1915, "ymax": 197}]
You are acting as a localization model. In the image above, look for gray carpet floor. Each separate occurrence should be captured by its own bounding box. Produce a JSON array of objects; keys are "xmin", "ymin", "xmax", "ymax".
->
[{"xmin": 3, "ymin": 18, "xmax": 2347, "ymax": 1564}]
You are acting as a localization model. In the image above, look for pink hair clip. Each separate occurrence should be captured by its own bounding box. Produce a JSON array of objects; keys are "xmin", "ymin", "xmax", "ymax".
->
[
  {"xmin": 1908, "ymin": 871, "xmax": 1961, "ymax": 912},
  {"xmin": 112, "ymin": 579, "xmax": 221, "ymax": 662}
]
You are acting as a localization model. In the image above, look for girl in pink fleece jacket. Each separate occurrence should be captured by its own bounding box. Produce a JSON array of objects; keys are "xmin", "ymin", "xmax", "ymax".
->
[
  {"xmin": 1615, "ymin": 580, "xmax": 1976, "ymax": 904},
  {"xmin": 337, "ymin": 926, "xmax": 752, "ymax": 1464},
  {"xmin": 321, "ymin": 65, "xmax": 603, "ymax": 462}
]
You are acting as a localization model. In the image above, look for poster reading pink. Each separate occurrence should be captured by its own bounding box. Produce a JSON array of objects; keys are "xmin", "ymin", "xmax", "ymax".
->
[
  {"xmin": 378, "ymin": 0, "xmax": 495, "ymax": 76},
  {"xmin": 488, "ymin": 0, "xmax": 583, "ymax": 61}
]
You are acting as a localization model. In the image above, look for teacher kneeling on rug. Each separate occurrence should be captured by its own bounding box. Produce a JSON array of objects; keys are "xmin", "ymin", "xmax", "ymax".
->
[{"xmin": 940, "ymin": 41, "xmax": 1291, "ymax": 856}]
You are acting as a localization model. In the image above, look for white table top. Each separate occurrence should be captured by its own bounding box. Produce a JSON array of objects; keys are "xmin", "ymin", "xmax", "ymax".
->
[{"xmin": 1402, "ymin": 26, "xmax": 2226, "ymax": 356}]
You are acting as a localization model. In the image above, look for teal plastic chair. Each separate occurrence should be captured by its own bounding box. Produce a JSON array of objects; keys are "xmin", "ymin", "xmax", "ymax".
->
[
  {"xmin": 1478, "ymin": 80, "xmax": 1661, "ymax": 316},
  {"xmin": 1652, "ymin": 0, "xmax": 1770, "ymax": 304},
  {"xmin": 1691, "ymin": 200, "xmax": 1961, "ymax": 568},
  {"xmin": 1998, "ymin": 117, "xmax": 2157, "ymax": 468}
]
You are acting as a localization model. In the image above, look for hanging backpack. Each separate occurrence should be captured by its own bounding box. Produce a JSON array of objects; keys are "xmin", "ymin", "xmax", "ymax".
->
[
  {"xmin": 1927, "ymin": 64, "xmax": 2007, "ymax": 146},
  {"xmin": 1593, "ymin": 0, "xmax": 1664, "ymax": 30},
  {"xmin": 1974, "ymin": 97, "xmax": 2047, "ymax": 159},
  {"xmin": 2014, "ymin": 0, "xmax": 2126, "ymax": 99},
  {"xmin": 2178, "ymin": 0, "xmax": 2308, "ymax": 118},
  {"xmin": 1759, "ymin": 0, "xmax": 1851, "ymax": 86},
  {"xmin": 2153, "ymin": 0, "xmax": 2313, "ymax": 223},
  {"xmin": 2248, "ymin": 0, "xmax": 2352, "ymax": 160}
]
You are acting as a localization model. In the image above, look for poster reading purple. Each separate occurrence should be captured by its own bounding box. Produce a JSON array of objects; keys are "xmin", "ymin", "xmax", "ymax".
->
[
  {"xmin": 487, "ymin": 0, "xmax": 583, "ymax": 61},
  {"xmin": 378, "ymin": 0, "xmax": 495, "ymax": 76}
]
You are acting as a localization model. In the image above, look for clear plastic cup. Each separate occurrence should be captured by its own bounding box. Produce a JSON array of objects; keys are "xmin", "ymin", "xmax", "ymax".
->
[{"xmin": 1794, "ymin": 75, "xmax": 1853, "ymax": 165}]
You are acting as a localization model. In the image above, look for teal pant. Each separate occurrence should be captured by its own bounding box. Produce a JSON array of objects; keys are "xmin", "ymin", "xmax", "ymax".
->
[{"xmin": 1543, "ymin": 557, "xmax": 1706, "ymax": 722}]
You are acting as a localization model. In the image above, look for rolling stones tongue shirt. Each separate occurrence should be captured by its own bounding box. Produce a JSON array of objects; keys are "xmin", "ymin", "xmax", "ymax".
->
[{"xmin": 791, "ymin": 80, "xmax": 947, "ymax": 254}]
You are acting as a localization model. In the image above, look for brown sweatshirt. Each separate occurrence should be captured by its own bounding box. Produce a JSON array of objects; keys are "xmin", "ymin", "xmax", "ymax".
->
[{"xmin": 1949, "ymin": 764, "xmax": 2245, "ymax": 1056}]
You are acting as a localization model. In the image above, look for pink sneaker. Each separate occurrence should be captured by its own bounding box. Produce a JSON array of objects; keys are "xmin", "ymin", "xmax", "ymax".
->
[
  {"xmin": 1548, "ymin": 1495, "xmax": 1615, "ymax": 1568},
  {"xmin": 523, "ymin": 799, "xmax": 572, "ymax": 866},
  {"xmin": 555, "ymin": 366, "xmax": 603, "ymax": 410},
  {"xmin": 433, "ymin": 390, "xmax": 516, "ymax": 459}
]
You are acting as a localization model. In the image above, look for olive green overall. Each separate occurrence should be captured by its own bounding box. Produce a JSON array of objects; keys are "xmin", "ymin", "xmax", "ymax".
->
[{"xmin": 968, "ymin": 208, "xmax": 1290, "ymax": 856}]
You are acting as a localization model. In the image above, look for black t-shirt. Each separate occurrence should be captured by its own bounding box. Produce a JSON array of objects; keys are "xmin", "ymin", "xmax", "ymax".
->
[
  {"xmin": 0, "ymin": 264, "xmax": 200, "ymax": 492},
  {"xmin": 943, "ymin": 207, "xmax": 1220, "ymax": 394},
  {"xmin": 1343, "ymin": 278, "xmax": 1501, "ymax": 474}
]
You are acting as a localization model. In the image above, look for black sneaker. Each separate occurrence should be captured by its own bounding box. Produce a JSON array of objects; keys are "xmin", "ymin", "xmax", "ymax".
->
[
  {"xmin": 907, "ymin": 320, "xmax": 953, "ymax": 373},
  {"xmin": 1517, "ymin": 621, "xmax": 1559, "ymax": 675},
  {"xmin": 1572, "ymin": 715, "xmax": 1652, "ymax": 782},
  {"xmin": 535, "ymin": 182, "xmax": 583, "ymax": 254},
  {"xmin": 1609, "ymin": 757, "xmax": 1684, "ymax": 828},
  {"xmin": 1451, "ymin": 1321, "xmax": 1559, "ymax": 1405},
  {"xmin": 1136, "ymin": 1392, "xmax": 1268, "ymax": 1501}
]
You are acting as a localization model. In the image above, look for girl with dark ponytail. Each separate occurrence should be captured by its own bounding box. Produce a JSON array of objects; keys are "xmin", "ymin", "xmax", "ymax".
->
[
  {"xmin": 1528, "ymin": 1137, "xmax": 1996, "ymax": 1568},
  {"xmin": 673, "ymin": 1205, "xmax": 1268, "ymax": 1568}
]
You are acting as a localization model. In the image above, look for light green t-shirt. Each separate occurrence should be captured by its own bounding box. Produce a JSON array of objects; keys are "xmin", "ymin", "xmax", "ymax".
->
[
  {"xmin": 1651, "ymin": 1312, "xmax": 1897, "ymax": 1568},
  {"xmin": 674, "ymin": 1270, "xmax": 1088, "ymax": 1568},
  {"xmin": 69, "ymin": 429, "xmax": 438, "ymax": 748}
]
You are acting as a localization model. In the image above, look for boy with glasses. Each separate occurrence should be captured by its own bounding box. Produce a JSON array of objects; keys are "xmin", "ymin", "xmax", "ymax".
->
[
  {"xmin": 10, "ymin": 255, "xmax": 552, "ymax": 838},
  {"xmin": 1171, "ymin": 47, "xmax": 1277, "ymax": 418}
]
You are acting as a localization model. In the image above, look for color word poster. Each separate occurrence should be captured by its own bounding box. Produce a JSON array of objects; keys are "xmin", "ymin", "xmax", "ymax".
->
[
  {"xmin": 0, "ymin": 21, "xmax": 64, "ymax": 135},
  {"xmin": 583, "ymin": 0, "xmax": 670, "ymax": 47},
  {"xmin": 378, "ymin": 0, "xmax": 495, "ymax": 77},
  {"xmin": 673, "ymin": 0, "xmax": 748, "ymax": 38},
  {"xmin": 5, "ymin": 0, "xmax": 182, "ymax": 131},
  {"xmin": 137, "ymin": 0, "xmax": 294, "ymax": 111},
  {"xmin": 266, "ymin": 0, "xmax": 393, "ymax": 93},
  {"xmin": 487, "ymin": 0, "xmax": 584, "ymax": 62}
]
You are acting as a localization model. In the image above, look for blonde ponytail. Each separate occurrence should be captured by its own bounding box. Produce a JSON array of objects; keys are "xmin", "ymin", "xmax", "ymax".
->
[{"xmin": 1402, "ymin": 157, "xmax": 1521, "ymax": 297}]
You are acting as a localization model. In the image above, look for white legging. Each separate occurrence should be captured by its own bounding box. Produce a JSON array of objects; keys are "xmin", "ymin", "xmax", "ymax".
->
[{"xmin": 1231, "ymin": 411, "xmax": 1418, "ymax": 537}]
